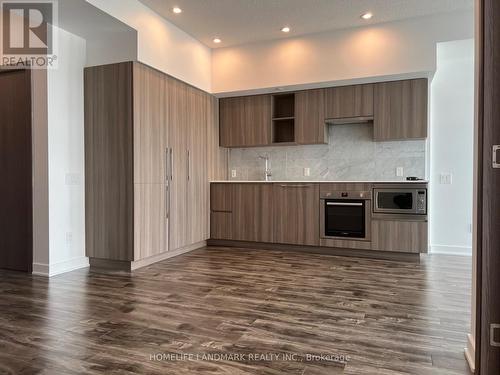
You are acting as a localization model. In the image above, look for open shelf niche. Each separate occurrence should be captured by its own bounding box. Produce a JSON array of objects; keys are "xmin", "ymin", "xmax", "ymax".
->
[{"xmin": 272, "ymin": 93, "xmax": 295, "ymax": 144}]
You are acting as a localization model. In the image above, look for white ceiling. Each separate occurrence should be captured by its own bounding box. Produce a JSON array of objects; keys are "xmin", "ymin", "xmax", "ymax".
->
[{"xmin": 138, "ymin": 0, "xmax": 473, "ymax": 48}]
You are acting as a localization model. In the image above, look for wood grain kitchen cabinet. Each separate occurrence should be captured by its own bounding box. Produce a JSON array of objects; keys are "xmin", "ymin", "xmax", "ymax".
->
[
  {"xmin": 187, "ymin": 86, "xmax": 209, "ymax": 245},
  {"xmin": 85, "ymin": 62, "xmax": 136, "ymax": 262},
  {"xmin": 295, "ymin": 89, "xmax": 327, "ymax": 144},
  {"xmin": 371, "ymin": 220, "xmax": 428, "ymax": 253},
  {"xmin": 211, "ymin": 183, "xmax": 233, "ymax": 212},
  {"xmin": 85, "ymin": 62, "xmax": 223, "ymax": 270},
  {"xmin": 324, "ymin": 84, "xmax": 374, "ymax": 119},
  {"xmin": 167, "ymin": 78, "xmax": 189, "ymax": 251},
  {"xmin": 210, "ymin": 184, "xmax": 233, "ymax": 240},
  {"xmin": 219, "ymin": 95, "xmax": 272, "ymax": 147},
  {"xmin": 232, "ymin": 184, "xmax": 274, "ymax": 242},
  {"xmin": 134, "ymin": 183, "xmax": 168, "ymax": 259},
  {"xmin": 210, "ymin": 212, "xmax": 233, "ymax": 240},
  {"xmin": 273, "ymin": 183, "xmax": 320, "ymax": 246},
  {"xmin": 133, "ymin": 63, "xmax": 168, "ymax": 184},
  {"xmin": 374, "ymin": 79, "xmax": 428, "ymax": 141}
]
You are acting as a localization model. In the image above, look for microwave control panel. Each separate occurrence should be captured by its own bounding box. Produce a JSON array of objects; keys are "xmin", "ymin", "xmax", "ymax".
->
[{"xmin": 416, "ymin": 190, "xmax": 427, "ymax": 213}]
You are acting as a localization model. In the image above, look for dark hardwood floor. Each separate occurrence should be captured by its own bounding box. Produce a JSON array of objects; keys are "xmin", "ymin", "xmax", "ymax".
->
[{"xmin": 0, "ymin": 247, "xmax": 472, "ymax": 374}]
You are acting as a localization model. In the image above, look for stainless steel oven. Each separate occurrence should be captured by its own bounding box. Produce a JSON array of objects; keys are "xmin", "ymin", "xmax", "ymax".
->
[
  {"xmin": 320, "ymin": 190, "xmax": 371, "ymax": 241},
  {"xmin": 373, "ymin": 184, "xmax": 427, "ymax": 215}
]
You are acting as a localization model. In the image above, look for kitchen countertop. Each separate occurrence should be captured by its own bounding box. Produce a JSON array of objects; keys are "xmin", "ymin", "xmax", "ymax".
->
[{"xmin": 210, "ymin": 180, "xmax": 429, "ymax": 184}]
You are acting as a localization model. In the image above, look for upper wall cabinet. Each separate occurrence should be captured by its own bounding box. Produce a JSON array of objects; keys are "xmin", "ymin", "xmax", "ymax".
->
[
  {"xmin": 218, "ymin": 78, "xmax": 428, "ymax": 148},
  {"xmin": 219, "ymin": 95, "xmax": 272, "ymax": 147},
  {"xmin": 374, "ymin": 79, "xmax": 428, "ymax": 141},
  {"xmin": 295, "ymin": 89, "xmax": 327, "ymax": 145},
  {"xmin": 324, "ymin": 84, "xmax": 374, "ymax": 119}
]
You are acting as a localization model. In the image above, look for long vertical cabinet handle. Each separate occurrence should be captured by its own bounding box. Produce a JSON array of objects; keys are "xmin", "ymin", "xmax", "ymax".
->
[
  {"xmin": 170, "ymin": 148, "xmax": 173, "ymax": 181},
  {"xmin": 187, "ymin": 150, "xmax": 191, "ymax": 181},
  {"xmin": 165, "ymin": 148, "xmax": 170, "ymax": 219},
  {"xmin": 168, "ymin": 147, "xmax": 173, "ymax": 250}
]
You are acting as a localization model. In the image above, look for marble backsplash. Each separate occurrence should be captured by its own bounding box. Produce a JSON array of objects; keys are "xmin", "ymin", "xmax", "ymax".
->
[{"xmin": 228, "ymin": 123, "xmax": 427, "ymax": 181}]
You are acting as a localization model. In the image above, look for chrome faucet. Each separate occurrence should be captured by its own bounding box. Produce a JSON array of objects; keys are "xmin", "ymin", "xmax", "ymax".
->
[{"xmin": 259, "ymin": 155, "xmax": 272, "ymax": 181}]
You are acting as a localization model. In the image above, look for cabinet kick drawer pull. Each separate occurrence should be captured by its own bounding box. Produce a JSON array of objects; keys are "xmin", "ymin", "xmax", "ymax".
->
[{"xmin": 280, "ymin": 184, "xmax": 312, "ymax": 188}]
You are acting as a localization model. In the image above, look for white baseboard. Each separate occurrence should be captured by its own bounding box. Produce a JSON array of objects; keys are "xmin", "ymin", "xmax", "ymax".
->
[
  {"xmin": 32, "ymin": 262, "xmax": 50, "ymax": 276},
  {"xmin": 32, "ymin": 256, "xmax": 89, "ymax": 277},
  {"xmin": 430, "ymin": 244, "xmax": 472, "ymax": 256},
  {"xmin": 464, "ymin": 333, "xmax": 476, "ymax": 373}
]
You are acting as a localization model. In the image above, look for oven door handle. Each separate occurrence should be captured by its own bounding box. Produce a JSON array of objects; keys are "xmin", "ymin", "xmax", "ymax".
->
[{"xmin": 326, "ymin": 202, "xmax": 363, "ymax": 207}]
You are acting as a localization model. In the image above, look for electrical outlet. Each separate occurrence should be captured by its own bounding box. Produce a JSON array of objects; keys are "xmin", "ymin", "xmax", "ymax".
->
[
  {"xmin": 396, "ymin": 167, "xmax": 404, "ymax": 177},
  {"xmin": 440, "ymin": 173, "xmax": 453, "ymax": 185},
  {"xmin": 66, "ymin": 232, "xmax": 73, "ymax": 247},
  {"xmin": 304, "ymin": 168, "xmax": 311, "ymax": 177},
  {"xmin": 231, "ymin": 169, "xmax": 237, "ymax": 178}
]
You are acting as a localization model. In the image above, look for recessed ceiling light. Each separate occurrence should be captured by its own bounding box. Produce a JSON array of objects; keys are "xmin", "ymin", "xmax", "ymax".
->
[
  {"xmin": 281, "ymin": 26, "xmax": 290, "ymax": 33},
  {"xmin": 172, "ymin": 6, "xmax": 182, "ymax": 14},
  {"xmin": 361, "ymin": 12, "xmax": 373, "ymax": 20},
  {"xmin": 213, "ymin": 38, "xmax": 221, "ymax": 44}
]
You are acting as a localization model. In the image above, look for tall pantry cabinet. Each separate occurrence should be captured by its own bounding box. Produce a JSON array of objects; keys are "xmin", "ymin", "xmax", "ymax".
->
[{"xmin": 85, "ymin": 61, "xmax": 226, "ymax": 270}]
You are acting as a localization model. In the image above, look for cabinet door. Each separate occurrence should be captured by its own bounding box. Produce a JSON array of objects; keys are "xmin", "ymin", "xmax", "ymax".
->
[
  {"xmin": 371, "ymin": 220, "xmax": 428, "ymax": 253},
  {"xmin": 85, "ymin": 62, "xmax": 134, "ymax": 262},
  {"xmin": 210, "ymin": 212, "xmax": 233, "ymax": 240},
  {"xmin": 374, "ymin": 79, "xmax": 428, "ymax": 141},
  {"xmin": 325, "ymin": 84, "xmax": 374, "ymax": 119},
  {"xmin": 220, "ymin": 95, "xmax": 272, "ymax": 147},
  {"xmin": 133, "ymin": 63, "xmax": 168, "ymax": 184},
  {"xmin": 168, "ymin": 78, "xmax": 189, "ymax": 251},
  {"xmin": 187, "ymin": 87, "xmax": 209, "ymax": 244},
  {"xmin": 232, "ymin": 184, "xmax": 274, "ymax": 242},
  {"xmin": 211, "ymin": 183, "xmax": 233, "ymax": 212},
  {"xmin": 134, "ymin": 184, "xmax": 168, "ymax": 259},
  {"xmin": 273, "ymin": 184, "xmax": 320, "ymax": 245},
  {"xmin": 295, "ymin": 89, "xmax": 327, "ymax": 144}
]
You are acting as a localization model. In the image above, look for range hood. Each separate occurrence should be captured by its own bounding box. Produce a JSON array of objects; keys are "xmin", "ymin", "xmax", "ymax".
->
[{"xmin": 325, "ymin": 116, "xmax": 374, "ymax": 125}]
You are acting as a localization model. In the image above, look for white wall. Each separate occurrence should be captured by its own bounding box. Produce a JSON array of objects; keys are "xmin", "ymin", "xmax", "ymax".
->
[
  {"xmin": 212, "ymin": 11, "xmax": 473, "ymax": 95},
  {"xmin": 86, "ymin": 0, "xmax": 212, "ymax": 91},
  {"xmin": 85, "ymin": 30, "xmax": 137, "ymax": 66},
  {"xmin": 430, "ymin": 39, "xmax": 474, "ymax": 255},
  {"xmin": 59, "ymin": 0, "xmax": 138, "ymax": 67},
  {"xmin": 46, "ymin": 27, "xmax": 88, "ymax": 276}
]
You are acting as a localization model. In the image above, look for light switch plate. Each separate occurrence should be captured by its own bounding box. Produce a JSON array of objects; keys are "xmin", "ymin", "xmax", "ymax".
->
[
  {"xmin": 396, "ymin": 167, "xmax": 404, "ymax": 177},
  {"xmin": 231, "ymin": 169, "xmax": 237, "ymax": 178},
  {"xmin": 304, "ymin": 168, "xmax": 311, "ymax": 177},
  {"xmin": 66, "ymin": 232, "xmax": 73, "ymax": 247},
  {"xmin": 65, "ymin": 173, "xmax": 81, "ymax": 185},
  {"xmin": 440, "ymin": 173, "xmax": 453, "ymax": 185}
]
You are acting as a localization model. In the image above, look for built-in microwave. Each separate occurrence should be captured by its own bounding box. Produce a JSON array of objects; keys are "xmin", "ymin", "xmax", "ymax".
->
[{"xmin": 373, "ymin": 185, "xmax": 427, "ymax": 215}]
